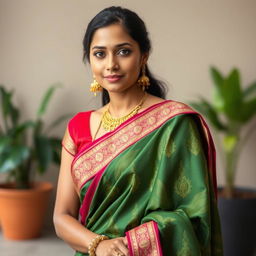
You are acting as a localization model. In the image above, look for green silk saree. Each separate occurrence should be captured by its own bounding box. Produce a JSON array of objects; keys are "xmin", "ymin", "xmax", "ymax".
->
[{"xmin": 64, "ymin": 100, "xmax": 223, "ymax": 255}]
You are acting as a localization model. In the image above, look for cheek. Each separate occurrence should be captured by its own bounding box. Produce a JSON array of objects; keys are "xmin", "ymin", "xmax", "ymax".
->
[
  {"xmin": 90, "ymin": 61, "xmax": 102, "ymax": 76},
  {"xmin": 124, "ymin": 57, "xmax": 141, "ymax": 75}
]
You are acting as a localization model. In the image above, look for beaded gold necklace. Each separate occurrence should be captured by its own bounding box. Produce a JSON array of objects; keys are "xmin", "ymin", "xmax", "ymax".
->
[{"xmin": 102, "ymin": 93, "xmax": 147, "ymax": 132}]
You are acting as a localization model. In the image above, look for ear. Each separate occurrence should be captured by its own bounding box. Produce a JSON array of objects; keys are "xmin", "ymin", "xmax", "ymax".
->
[{"xmin": 140, "ymin": 52, "xmax": 149, "ymax": 66}]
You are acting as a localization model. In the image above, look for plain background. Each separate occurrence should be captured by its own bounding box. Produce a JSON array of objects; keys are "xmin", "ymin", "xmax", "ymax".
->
[{"xmin": 0, "ymin": 0, "xmax": 256, "ymax": 229}]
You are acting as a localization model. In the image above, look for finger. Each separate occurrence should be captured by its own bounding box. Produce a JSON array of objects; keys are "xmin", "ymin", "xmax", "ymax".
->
[
  {"xmin": 116, "ymin": 242, "xmax": 129, "ymax": 256},
  {"xmin": 122, "ymin": 237, "xmax": 128, "ymax": 246},
  {"xmin": 114, "ymin": 249, "xmax": 128, "ymax": 256},
  {"xmin": 113, "ymin": 240, "xmax": 129, "ymax": 256}
]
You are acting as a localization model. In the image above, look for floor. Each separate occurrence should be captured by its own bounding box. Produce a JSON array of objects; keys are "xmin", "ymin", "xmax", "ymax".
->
[{"xmin": 0, "ymin": 228, "xmax": 74, "ymax": 256}]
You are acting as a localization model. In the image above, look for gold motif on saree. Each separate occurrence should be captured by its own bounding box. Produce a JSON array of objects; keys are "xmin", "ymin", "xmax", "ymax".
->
[
  {"xmin": 121, "ymin": 134, "xmax": 129, "ymax": 142},
  {"xmin": 162, "ymin": 107, "xmax": 171, "ymax": 115},
  {"xmin": 108, "ymin": 143, "xmax": 116, "ymax": 153},
  {"xmin": 175, "ymin": 164, "xmax": 192, "ymax": 198},
  {"xmin": 166, "ymin": 137, "xmax": 176, "ymax": 158},
  {"xmin": 95, "ymin": 152, "xmax": 104, "ymax": 162},
  {"xmin": 148, "ymin": 116, "xmax": 157, "ymax": 125},
  {"xmin": 72, "ymin": 101, "xmax": 194, "ymax": 190},
  {"xmin": 134, "ymin": 125, "xmax": 143, "ymax": 134},
  {"xmin": 188, "ymin": 122, "xmax": 201, "ymax": 155},
  {"xmin": 177, "ymin": 231, "xmax": 192, "ymax": 256}
]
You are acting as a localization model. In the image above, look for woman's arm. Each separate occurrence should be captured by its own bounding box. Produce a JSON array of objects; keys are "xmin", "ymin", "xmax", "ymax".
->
[{"xmin": 53, "ymin": 148, "xmax": 97, "ymax": 253}]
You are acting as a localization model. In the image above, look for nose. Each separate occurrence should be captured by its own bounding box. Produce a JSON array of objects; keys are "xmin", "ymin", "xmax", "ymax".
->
[{"xmin": 106, "ymin": 54, "xmax": 119, "ymax": 72}]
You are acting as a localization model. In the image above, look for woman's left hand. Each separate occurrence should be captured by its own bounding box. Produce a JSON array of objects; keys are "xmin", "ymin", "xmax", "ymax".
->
[{"xmin": 95, "ymin": 236, "xmax": 129, "ymax": 256}]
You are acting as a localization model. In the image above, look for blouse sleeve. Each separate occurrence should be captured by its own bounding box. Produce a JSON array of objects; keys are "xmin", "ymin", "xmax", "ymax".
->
[
  {"xmin": 61, "ymin": 111, "xmax": 92, "ymax": 156},
  {"xmin": 62, "ymin": 128, "xmax": 77, "ymax": 156}
]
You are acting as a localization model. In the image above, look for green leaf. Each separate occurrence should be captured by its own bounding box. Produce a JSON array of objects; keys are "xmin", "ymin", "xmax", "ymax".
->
[
  {"xmin": 210, "ymin": 67, "xmax": 224, "ymax": 88},
  {"xmin": 210, "ymin": 67, "xmax": 225, "ymax": 111},
  {"xmin": 34, "ymin": 119, "xmax": 44, "ymax": 136},
  {"xmin": 223, "ymin": 135, "xmax": 238, "ymax": 153},
  {"xmin": 36, "ymin": 83, "xmax": 62, "ymax": 118},
  {"xmin": 239, "ymin": 97, "xmax": 256, "ymax": 122},
  {"xmin": 0, "ymin": 86, "xmax": 20, "ymax": 128},
  {"xmin": 0, "ymin": 145, "xmax": 30, "ymax": 173},
  {"xmin": 9, "ymin": 120, "xmax": 35, "ymax": 137},
  {"xmin": 50, "ymin": 137, "xmax": 62, "ymax": 165},
  {"xmin": 34, "ymin": 136, "xmax": 53, "ymax": 174},
  {"xmin": 243, "ymin": 81, "xmax": 256, "ymax": 100},
  {"xmin": 190, "ymin": 98, "xmax": 227, "ymax": 131},
  {"xmin": 0, "ymin": 136, "xmax": 12, "ymax": 154},
  {"xmin": 213, "ymin": 68, "xmax": 243, "ymax": 121},
  {"xmin": 0, "ymin": 86, "xmax": 11, "ymax": 117},
  {"xmin": 212, "ymin": 87, "xmax": 225, "ymax": 112}
]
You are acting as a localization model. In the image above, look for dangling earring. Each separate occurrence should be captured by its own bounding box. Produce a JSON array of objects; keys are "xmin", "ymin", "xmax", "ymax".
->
[
  {"xmin": 90, "ymin": 76, "xmax": 102, "ymax": 96},
  {"xmin": 137, "ymin": 65, "xmax": 150, "ymax": 90}
]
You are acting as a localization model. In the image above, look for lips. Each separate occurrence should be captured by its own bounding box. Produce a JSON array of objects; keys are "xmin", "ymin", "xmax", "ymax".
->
[{"xmin": 104, "ymin": 74, "xmax": 124, "ymax": 83}]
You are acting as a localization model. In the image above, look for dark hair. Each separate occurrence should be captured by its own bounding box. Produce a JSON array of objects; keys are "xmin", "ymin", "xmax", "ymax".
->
[{"xmin": 82, "ymin": 6, "xmax": 167, "ymax": 105}]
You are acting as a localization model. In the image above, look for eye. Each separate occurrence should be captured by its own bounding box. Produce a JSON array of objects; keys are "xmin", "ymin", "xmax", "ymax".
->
[
  {"xmin": 118, "ymin": 49, "xmax": 131, "ymax": 56},
  {"xmin": 93, "ymin": 51, "xmax": 105, "ymax": 58}
]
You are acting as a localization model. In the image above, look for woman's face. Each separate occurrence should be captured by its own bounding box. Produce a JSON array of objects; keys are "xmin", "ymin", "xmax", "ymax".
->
[{"xmin": 89, "ymin": 23, "xmax": 147, "ymax": 93}]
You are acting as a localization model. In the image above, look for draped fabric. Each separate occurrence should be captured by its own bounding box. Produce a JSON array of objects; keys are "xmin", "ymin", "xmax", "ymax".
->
[{"xmin": 62, "ymin": 100, "xmax": 223, "ymax": 256}]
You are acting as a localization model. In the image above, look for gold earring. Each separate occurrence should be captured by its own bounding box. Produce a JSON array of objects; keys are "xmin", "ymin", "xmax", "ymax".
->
[
  {"xmin": 137, "ymin": 65, "xmax": 150, "ymax": 90},
  {"xmin": 90, "ymin": 76, "xmax": 102, "ymax": 96}
]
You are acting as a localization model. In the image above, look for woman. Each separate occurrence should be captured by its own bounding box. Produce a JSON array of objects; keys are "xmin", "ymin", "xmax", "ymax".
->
[{"xmin": 54, "ymin": 6, "xmax": 223, "ymax": 256}]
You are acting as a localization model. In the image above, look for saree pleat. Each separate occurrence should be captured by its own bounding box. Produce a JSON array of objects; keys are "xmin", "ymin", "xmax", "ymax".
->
[{"xmin": 67, "ymin": 101, "xmax": 223, "ymax": 256}]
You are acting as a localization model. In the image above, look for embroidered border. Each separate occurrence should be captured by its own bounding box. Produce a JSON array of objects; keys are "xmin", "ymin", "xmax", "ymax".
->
[
  {"xmin": 72, "ymin": 101, "xmax": 194, "ymax": 190},
  {"xmin": 62, "ymin": 129, "xmax": 76, "ymax": 156},
  {"xmin": 126, "ymin": 221, "xmax": 162, "ymax": 256}
]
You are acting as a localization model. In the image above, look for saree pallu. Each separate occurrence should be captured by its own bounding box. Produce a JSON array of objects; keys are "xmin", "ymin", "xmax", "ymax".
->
[{"xmin": 63, "ymin": 100, "xmax": 223, "ymax": 256}]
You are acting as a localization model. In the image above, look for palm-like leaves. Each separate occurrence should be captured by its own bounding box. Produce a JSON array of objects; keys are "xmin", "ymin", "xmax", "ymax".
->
[
  {"xmin": 0, "ymin": 84, "xmax": 70, "ymax": 189},
  {"xmin": 190, "ymin": 67, "xmax": 256, "ymax": 197}
]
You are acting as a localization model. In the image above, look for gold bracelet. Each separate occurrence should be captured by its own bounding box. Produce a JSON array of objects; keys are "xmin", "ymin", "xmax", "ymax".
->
[{"xmin": 88, "ymin": 234, "xmax": 109, "ymax": 256}]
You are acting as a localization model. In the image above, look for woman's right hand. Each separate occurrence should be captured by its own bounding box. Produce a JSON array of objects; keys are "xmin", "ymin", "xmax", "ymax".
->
[{"xmin": 95, "ymin": 237, "xmax": 129, "ymax": 256}]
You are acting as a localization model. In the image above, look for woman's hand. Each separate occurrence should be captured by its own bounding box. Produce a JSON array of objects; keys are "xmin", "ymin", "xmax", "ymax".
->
[{"xmin": 95, "ymin": 237, "xmax": 129, "ymax": 256}]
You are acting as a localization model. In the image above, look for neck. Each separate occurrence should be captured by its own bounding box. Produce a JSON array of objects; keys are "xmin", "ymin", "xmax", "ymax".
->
[{"xmin": 107, "ymin": 86, "xmax": 146, "ymax": 118}]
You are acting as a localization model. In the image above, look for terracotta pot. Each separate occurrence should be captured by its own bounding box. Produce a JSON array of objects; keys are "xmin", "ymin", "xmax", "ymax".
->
[{"xmin": 0, "ymin": 182, "xmax": 53, "ymax": 240}]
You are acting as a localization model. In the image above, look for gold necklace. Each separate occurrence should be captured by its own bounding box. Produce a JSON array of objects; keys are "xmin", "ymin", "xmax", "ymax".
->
[{"xmin": 102, "ymin": 93, "xmax": 147, "ymax": 131}]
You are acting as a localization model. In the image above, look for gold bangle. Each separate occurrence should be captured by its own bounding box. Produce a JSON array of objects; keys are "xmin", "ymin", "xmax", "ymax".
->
[{"xmin": 88, "ymin": 234, "xmax": 109, "ymax": 256}]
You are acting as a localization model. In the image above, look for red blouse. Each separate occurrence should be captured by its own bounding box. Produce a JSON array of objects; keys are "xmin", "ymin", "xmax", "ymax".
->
[{"xmin": 62, "ymin": 111, "xmax": 93, "ymax": 156}]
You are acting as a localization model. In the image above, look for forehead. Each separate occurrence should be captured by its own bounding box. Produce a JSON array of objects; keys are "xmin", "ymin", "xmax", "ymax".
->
[{"xmin": 90, "ymin": 24, "xmax": 138, "ymax": 48}]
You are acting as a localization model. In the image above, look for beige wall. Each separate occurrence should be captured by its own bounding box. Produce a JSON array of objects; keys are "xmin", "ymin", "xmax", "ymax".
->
[{"xmin": 1, "ymin": 0, "xmax": 256, "ymax": 225}]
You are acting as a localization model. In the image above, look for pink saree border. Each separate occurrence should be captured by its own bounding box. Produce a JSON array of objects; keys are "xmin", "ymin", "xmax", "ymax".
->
[
  {"xmin": 72, "ymin": 100, "xmax": 168, "ymax": 165},
  {"xmin": 125, "ymin": 221, "xmax": 163, "ymax": 256},
  {"xmin": 79, "ymin": 167, "xmax": 106, "ymax": 225},
  {"xmin": 71, "ymin": 100, "xmax": 197, "ymax": 191}
]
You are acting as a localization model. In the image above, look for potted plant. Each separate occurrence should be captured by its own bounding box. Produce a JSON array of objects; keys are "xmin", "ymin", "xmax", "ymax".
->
[
  {"xmin": 190, "ymin": 67, "xmax": 256, "ymax": 256},
  {"xmin": 0, "ymin": 84, "xmax": 69, "ymax": 240}
]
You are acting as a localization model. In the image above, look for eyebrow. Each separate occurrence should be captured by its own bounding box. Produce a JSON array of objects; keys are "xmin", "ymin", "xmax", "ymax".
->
[{"xmin": 92, "ymin": 42, "xmax": 132, "ymax": 50}]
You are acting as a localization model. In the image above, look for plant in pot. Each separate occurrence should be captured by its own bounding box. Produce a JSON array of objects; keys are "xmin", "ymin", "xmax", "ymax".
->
[
  {"xmin": 190, "ymin": 67, "xmax": 256, "ymax": 256},
  {"xmin": 0, "ymin": 84, "xmax": 69, "ymax": 240}
]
